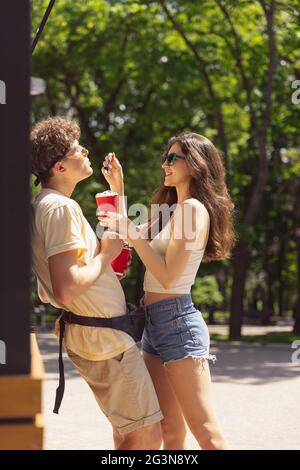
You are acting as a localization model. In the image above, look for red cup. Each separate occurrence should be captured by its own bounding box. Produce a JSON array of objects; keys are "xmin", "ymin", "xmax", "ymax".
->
[
  {"xmin": 111, "ymin": 246, "xmax": 131, "ymax": 276},
  {"xmin": 96, "ymin": 190, "xmax": 129, "ymax": 275},
  {"xmin": 95, "ymin": 190, "xmax": 118, "ymax": 214}
]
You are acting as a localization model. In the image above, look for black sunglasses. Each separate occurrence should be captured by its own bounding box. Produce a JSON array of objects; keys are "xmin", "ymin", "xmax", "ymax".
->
[{"xmin": 161, "ymin": 152, "xmax": 186, "ymax": 166}]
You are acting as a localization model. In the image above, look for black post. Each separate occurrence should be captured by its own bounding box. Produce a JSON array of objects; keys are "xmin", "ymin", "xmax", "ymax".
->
[{"xmin": 0, "ymin": 0, "xmax": 31, "ymax": 374}]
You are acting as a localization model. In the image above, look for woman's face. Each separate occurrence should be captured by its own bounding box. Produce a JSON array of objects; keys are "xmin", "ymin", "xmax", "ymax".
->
[{"xmin": 162, "ymin": 143, "xmax": 192, "ymax": 188}]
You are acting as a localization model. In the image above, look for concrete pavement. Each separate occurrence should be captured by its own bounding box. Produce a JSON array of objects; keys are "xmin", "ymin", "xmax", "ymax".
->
[{"xmin": 37, "ymin": 333, "xmax": 300, "ymax": 450}]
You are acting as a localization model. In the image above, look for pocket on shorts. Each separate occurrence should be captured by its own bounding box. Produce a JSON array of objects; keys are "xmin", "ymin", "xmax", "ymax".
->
[
  {"xmin": 181, "ymin": 312, "xmax": 210, "ymax": 347},
  {"xmin": 113, "ymin": 351, "xmax": 125, "ymax": 362},
  {"xmin": 115, "ymin": 346, "xmax": 143, "ymax": 383},
  {"xmin": 66, "ymin": 347, "xmax": 79, "ymax": 361},
  {"xmin": 149, "ymin": 307, "xmax": 176, "ymax": 328}
]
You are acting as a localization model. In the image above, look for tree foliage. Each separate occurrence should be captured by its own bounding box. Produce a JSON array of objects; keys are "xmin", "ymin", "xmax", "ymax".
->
[{"xmin": 31, "ymin": 0, "xmax": 300, "ymax": 335}]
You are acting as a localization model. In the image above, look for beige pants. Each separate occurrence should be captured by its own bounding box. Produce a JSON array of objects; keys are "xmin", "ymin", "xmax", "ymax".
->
[{"xmin": 66, "ymin": 344, "xmax": 163, "ymax": 435}]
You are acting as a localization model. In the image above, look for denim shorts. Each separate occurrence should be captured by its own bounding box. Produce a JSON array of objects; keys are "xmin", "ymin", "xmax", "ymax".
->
[{"xmin": 141, "ymin": 294, "xmax": 216, "ymax": 365}]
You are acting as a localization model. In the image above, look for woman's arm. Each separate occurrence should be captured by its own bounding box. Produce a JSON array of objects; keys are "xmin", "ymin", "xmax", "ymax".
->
[
  {"xmin": 130, "ymin": 236, "xmax": 189, "ymax": 290},
  {"xmin": 131, "ymin": 202, "xmax": 209, "ymax": 288},
  {"xmin": 99, "ymin": 201, "xmax": 209, "ymax": 289}
]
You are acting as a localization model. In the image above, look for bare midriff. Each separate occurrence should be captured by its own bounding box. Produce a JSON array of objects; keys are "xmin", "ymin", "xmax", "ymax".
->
[{"xmin": 143, "ymin": 291, "xmax": 183, "ymax": 306}]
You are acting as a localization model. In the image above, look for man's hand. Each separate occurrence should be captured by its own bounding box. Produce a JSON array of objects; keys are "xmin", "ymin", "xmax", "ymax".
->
[
  {"xmin": 100, "ymin": 230, "xmax": 123, "ymax": 261},
  {"xmin": 116, "ymin": 251, "xmax": 132, "ymax": 281}
]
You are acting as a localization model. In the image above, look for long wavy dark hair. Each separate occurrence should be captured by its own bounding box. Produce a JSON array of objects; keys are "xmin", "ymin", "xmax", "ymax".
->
[{"xmin": 148, "ymin": 132, "xmax": 236, "ymax": 261}]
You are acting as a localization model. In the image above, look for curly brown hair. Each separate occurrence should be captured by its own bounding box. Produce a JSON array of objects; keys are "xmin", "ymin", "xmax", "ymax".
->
[
  {"xmin": 149, "ymin": 132, "xmax": 237, "ymax": 261},
  {"xmin": 31, "ymin": 116, "xmax": 80, "ymax": 186}
]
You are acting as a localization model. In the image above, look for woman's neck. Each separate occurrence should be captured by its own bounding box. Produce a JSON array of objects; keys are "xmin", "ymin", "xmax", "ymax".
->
[{"xmin": 176, "ymin": 186, "xmax": 192, "ymax": 204}]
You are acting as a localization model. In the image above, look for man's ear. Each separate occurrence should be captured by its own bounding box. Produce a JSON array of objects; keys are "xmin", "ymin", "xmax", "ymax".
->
[{"xmin": 53, "ymin": 161, "xmax": 66, "ymax": 174}]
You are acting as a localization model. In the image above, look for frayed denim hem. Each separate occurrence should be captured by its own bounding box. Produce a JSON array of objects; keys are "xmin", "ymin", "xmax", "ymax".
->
[{"xmin": 163, "ymin": 353, "xmax": 217, "ymax": 367}]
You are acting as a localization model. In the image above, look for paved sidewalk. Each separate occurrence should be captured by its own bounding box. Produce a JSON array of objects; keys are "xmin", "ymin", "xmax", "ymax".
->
[
  {"xmin": 37, "ymin": 333, "xmax": 300, "ymax": 450},
  {"xmin": 208, "ymin": 323, "xmax": 294, "ymax": 336}
]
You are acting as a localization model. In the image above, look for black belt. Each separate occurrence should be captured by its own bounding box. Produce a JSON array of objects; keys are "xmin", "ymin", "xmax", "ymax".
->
[{"xmin": 53, "ymin": 306, "xmax": 145, "ymax": 414}]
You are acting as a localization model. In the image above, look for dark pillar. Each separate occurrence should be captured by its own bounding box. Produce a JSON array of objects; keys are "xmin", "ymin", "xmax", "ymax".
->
[{"xmin": 0, "ymin": 0, "xmax": 31, "ymax": 374}]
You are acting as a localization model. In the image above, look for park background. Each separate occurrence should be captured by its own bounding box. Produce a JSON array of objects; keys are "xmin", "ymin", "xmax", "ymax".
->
[
  {"xmin": 28, "ymin": 0, "xmax": 300, "ymax": 451},
  {"xmin": 31, "ymin": 0, "xmax": 300, "ymax": 342}
]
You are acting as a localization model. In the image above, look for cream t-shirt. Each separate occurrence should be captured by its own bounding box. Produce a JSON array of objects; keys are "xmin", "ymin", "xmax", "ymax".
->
[{"xmin": 31, "ymin": 188, "xmax": 135, "ymax": 361}]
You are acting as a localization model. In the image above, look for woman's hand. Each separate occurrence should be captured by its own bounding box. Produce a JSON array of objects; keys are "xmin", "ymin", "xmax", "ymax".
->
[
  {"xmin": 98, "ymin": 211, "xmax": 137, "ymax": 242},
  {"xmin": 101, "ymin": 152, "xmax": 124, "ymax": 194}
]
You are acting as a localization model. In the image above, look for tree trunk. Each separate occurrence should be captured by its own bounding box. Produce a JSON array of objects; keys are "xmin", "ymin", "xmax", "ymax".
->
[
  {"xmin": 293, "ymin": 185, "xmax": 300, "ymax": 334},
  {"xmin": 277, "ymin": 238, "xmax": 285, "ymax": 316},
  {"xmin": 216, "ymin": 267, "xmax": 229, "ymax": 311},
  {"xmin": 293, "ymin": 302, "xmax": 300, "ymax": 335},
  {"xmin": 229, "ymin": 241, "xmax": 250, "ymax": 338},
  {"xmin": 264, "ymin": 249, "xmax": 275, "ymax": 320}
]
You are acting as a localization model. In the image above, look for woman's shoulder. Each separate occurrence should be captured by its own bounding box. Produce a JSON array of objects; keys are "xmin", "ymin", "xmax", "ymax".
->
[{"xmin": 183, "ymin": 198, "xmax": 209, "ymax": 218}]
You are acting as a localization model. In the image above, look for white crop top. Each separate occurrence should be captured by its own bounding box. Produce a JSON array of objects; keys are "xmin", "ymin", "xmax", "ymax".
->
[{"xmin": 143, "ymin": 200, "xmax": 210, "ymax": 294}]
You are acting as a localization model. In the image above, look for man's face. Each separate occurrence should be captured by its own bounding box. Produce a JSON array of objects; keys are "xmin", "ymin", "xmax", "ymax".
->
[{"xmin": 56, "ymin": 140, "xmax": 93, "ymax": 183}]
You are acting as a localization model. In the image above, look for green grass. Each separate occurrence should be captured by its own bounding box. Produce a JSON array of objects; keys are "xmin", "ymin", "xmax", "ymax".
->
[
  {"xmin": 211, "ymin": 333, "xmax": 300, "ymax": 344},
  {"xmin": 202, "ymin": 311, "xmax": 230, "ymax": 321}
]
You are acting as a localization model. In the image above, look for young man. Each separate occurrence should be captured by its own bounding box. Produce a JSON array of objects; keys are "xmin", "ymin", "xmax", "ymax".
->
[{"xmin": 31, "ymin": 116, "xmax": 162, "ymax": 450}]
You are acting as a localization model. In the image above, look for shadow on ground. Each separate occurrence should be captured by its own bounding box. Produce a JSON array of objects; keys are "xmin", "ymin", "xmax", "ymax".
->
[
  {"xmin": 37, "ymin": 333, "xmax": 79, "ymax": 381},
  {"xmin": 211, "ymin": 342, "xmax": 300, "ymax": 385},
  {"xmin": 37, "ymin": 332, "xmax": 300, "ymax": 385}
]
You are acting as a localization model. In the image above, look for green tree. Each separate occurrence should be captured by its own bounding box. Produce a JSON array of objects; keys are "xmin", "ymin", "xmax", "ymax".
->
[{"xmin": 31, "ymin": 0, "xmax": 300, "ymax": 335}]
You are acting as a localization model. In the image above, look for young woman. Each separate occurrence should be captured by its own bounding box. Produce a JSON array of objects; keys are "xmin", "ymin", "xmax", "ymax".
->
[{"xmin": 98, "ymin": 132, "xmax": 236, "ymax": 450}]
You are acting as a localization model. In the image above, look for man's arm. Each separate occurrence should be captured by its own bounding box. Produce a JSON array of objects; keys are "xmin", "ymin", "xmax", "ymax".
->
[
  {"xmin": 48, "ymin": 234, "xmax": 123, "ymax": 305},
  {"xmin": 101, "ymin": 153, "xmax": 127, "ymax": 217},
  {"xmin": 37, "ymin": 280, "xmax": 50, "ymax": 303}
]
